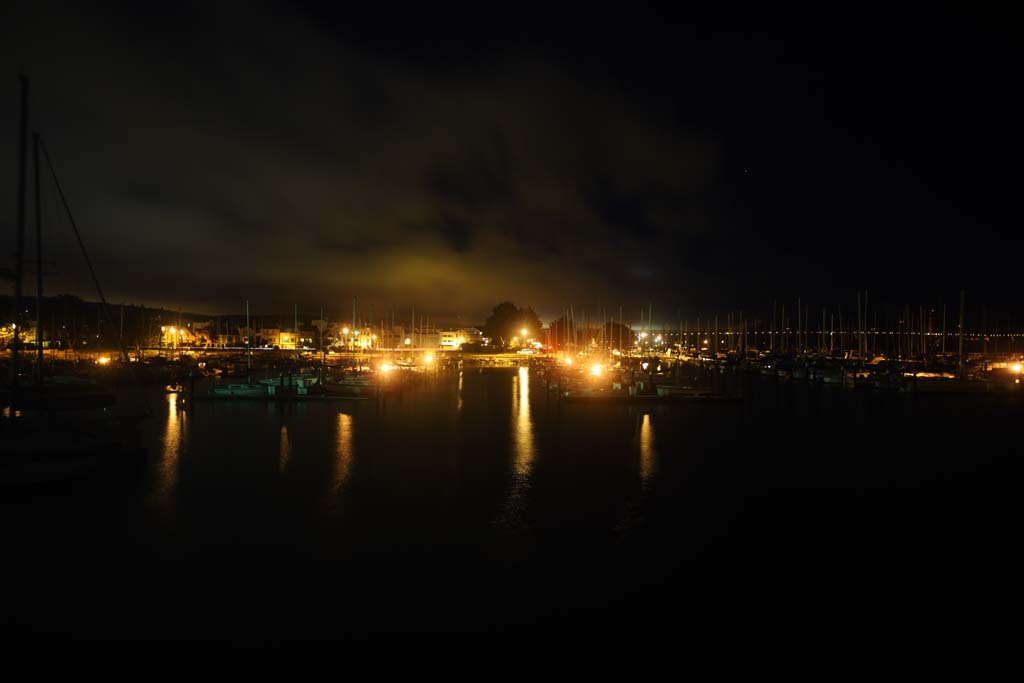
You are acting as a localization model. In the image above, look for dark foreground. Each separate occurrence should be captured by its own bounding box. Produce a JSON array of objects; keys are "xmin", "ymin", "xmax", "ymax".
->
[{"xmin": 1, "ymin": 368, "xmax": 1020, "ymax": 666}]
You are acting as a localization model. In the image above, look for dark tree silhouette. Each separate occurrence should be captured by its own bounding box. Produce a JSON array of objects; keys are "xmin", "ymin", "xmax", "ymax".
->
[{"xmin": 482, "ymin": 301, "xmax": 542, "ymax": 347}]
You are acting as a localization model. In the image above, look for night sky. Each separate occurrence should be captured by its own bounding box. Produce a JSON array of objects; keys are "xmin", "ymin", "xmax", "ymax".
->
[{"xmin": 2, "ymin": 2, "xmax": 1020, "ymax": 323}]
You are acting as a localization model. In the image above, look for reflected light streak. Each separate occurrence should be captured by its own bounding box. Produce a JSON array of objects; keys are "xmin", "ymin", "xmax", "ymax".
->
[
  {"xmin": 159, "ymin": 393, "xmax": 185, "ymax": 494},
  {"xmin": 334, "ymin": 412, "xmax": 354, "ymax": 491},
  {"xmin": 279, "ymin": 425, "xmax": 290, "ymax": 472},
  {"xmin": 497, "ymin": 366, "xmax": 535, "ymax": 528},
  {"xmin": 457, "ymin": 370, "xmax": 464, "ymax": 413},
  {"xmin": 513, "ymin": 365, "xmax": 535, "ymax": 478},
  {"xmin": 639, "ymin": 413, "xmax": 656, "ymax": 487}
]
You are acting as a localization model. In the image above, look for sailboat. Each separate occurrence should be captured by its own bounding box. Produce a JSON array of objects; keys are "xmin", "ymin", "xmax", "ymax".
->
[
  {"xmin": 210, "ymin": 300, "xmax": 267, "ymax": 398},
  {"xmin": 2, "ymin": 75, "xmax": 146, "ymax": 485}
]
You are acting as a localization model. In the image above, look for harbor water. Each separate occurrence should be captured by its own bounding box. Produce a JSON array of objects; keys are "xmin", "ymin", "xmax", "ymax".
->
[{"xmin": 2, "ymin": 366, "xmax": 1020, "ymax": 658}]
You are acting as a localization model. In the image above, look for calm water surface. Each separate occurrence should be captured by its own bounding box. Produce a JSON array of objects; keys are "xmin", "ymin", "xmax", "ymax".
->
[{"xmin": 3, "ymin": 367, "xmax": 1021, "ymax": 653}]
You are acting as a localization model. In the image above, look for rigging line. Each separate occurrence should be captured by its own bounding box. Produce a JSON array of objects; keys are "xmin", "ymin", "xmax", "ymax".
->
[{"xmin": 39, "ymin": 135, "xmax": 153, "ymax": 417}]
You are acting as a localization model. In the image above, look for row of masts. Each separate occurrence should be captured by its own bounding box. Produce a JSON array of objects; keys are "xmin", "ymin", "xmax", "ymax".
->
[
  {"xmin": 6, "ymin": 74, "xmax": 1013, "ymax": 391},
  {"xmin": 545, "ymin": 291, "xmax": 1013, "ymax": 365}
]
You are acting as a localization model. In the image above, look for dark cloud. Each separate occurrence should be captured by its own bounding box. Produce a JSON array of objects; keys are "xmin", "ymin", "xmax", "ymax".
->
[
  {"xmin": 2, "ymin": 2, "xmax": 1021, "ymax": 322},
  {"xmin": 425, "ymin": 129, "xmax": 518, "ymax": 212},
  {"xmin": 1, "ymin": 1, "xmax": 733, "ymax": 322}
]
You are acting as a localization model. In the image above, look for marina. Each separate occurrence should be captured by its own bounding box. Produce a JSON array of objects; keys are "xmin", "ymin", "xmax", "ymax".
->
[{"xmin": 3, "ymin": 4, "xmax": 1021, "ymax": 664}]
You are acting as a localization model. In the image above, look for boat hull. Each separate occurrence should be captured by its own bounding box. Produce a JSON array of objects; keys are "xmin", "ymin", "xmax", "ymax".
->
[{"xmin": 210, "ymin": 384, "xmax": 267, "ymax": 398}]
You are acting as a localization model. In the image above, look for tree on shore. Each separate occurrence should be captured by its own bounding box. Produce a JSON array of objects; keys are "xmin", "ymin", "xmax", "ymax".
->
[{"xmin": 482, "ymin": 302, "xmax": 542, "ymax": 348}]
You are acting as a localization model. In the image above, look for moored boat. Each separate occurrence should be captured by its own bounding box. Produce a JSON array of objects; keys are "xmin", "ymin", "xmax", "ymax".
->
[
  {"xmin": 210, "ymin": 383, "xmax": 267, "ymax": 398},
  {"xmin": 321, "ymin": 375, "xmax": 377, "ymax": 397}
]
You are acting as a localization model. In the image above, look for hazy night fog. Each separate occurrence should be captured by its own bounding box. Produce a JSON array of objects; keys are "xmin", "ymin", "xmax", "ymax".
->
[
  {"xmin": 3, "ymin": 3, "xmax": 1019, "ymax": 321},
  {"xmin": 4, "ymin": 3, "xmax": 1019, "ymax": 323}
]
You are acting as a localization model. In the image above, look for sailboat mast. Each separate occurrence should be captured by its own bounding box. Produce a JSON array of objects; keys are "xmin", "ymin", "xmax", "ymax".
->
[
  {"xmin": 9, "ymin": 75, "xmax": 28, "ymax": 397},
  {"xmin": 958, "ymin": 290, "xmax": 965, "ymax": 379},
  {"xmin": 245, "ymin": 299, "xmax": 251, "ymax": 375},
  {"xmin": 34, "ymin": 131, "xmax": 43, "ymax": 379}
]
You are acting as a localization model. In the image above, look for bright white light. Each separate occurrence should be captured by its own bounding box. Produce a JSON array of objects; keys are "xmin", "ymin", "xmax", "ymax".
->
[
  {"xmin": 590, "ymin": 363, "xmax": 603, "ymax": 377},
  {"xmin": 424, "ymin": 354, "xmax": 433, "ymax": 364},
  {"xmin": 404, "ymin": 337, "xmax": 411, "ymax": 345},
  {"xmin": 641, "ymin": 362, "xmax": 649, "ymax": 370}
]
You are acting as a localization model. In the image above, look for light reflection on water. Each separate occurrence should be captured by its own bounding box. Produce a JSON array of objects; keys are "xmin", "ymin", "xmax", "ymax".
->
[
  {"xmin": 144, "ymin": 370, "xmax": 665, "ymax": 539},
  {"xmin": 457, "ymin": 370, "xmax": 463, "ymax": 413},
  {"xmin": 279, "ymin": 425, "xmax": 290, "ymax": 472},
  {"xmin": 334, "ymin": 412, "xmax": 354, "ymax": 491},
  {"xmin": 159, "ymin": 393, "xmax": 185, "ymax": 495},
  {"xmin": 613, "ymin": 411, "xmax": 658, "ymax": 537},
  {"xmin": 639, "ymin": 413, "xmax": 656, "ymax": 488},
  {"xmin": 496, "ymin": 366, "xmax": 535, "ymax": 529},
  {"xmin": 513, "ymin": 365, "xmax": 535, "ymax": 477}
]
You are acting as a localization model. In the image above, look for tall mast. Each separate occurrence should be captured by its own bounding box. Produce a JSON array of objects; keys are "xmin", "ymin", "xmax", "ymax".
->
[
  {"xmin": 245, "ymin": 299, "xmax": 251, "ymax": 376},
  {"xmin": 958, "ymin": 290, "xmax": 966, "ymax": 379},
  {"xmin": 34, "ymin": 131, "xmax": 43, "ymax": 380},
  {"xmin": 942, "ymin": 303, "xmax": 947, "ymax": 355},
  {"xmin": 9, "ymin": 75, "xmax": 28, "ymax": 399},
  {"xmin": 857, "ymin": 292, "xmax": 862, "ymax": 359},
  {"xmin": 797, "ymin": 297, "xmax": 802, "ymax": 353}
]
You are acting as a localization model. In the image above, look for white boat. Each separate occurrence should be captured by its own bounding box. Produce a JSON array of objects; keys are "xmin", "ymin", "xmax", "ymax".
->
[
  {"xmin": 210, "ymin": 383, "xmax": 267, "ymax": 397},
  {"xmin": 209, "ymin": 301, "xmax": 265, "ymax": 397},
  {"xmin": 321, "ymin": 375, "xmax": 376, "ymax": 396},
  {"xmin": 258, "ymin": 373, "xmax": 319, "ymax": 388}
]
